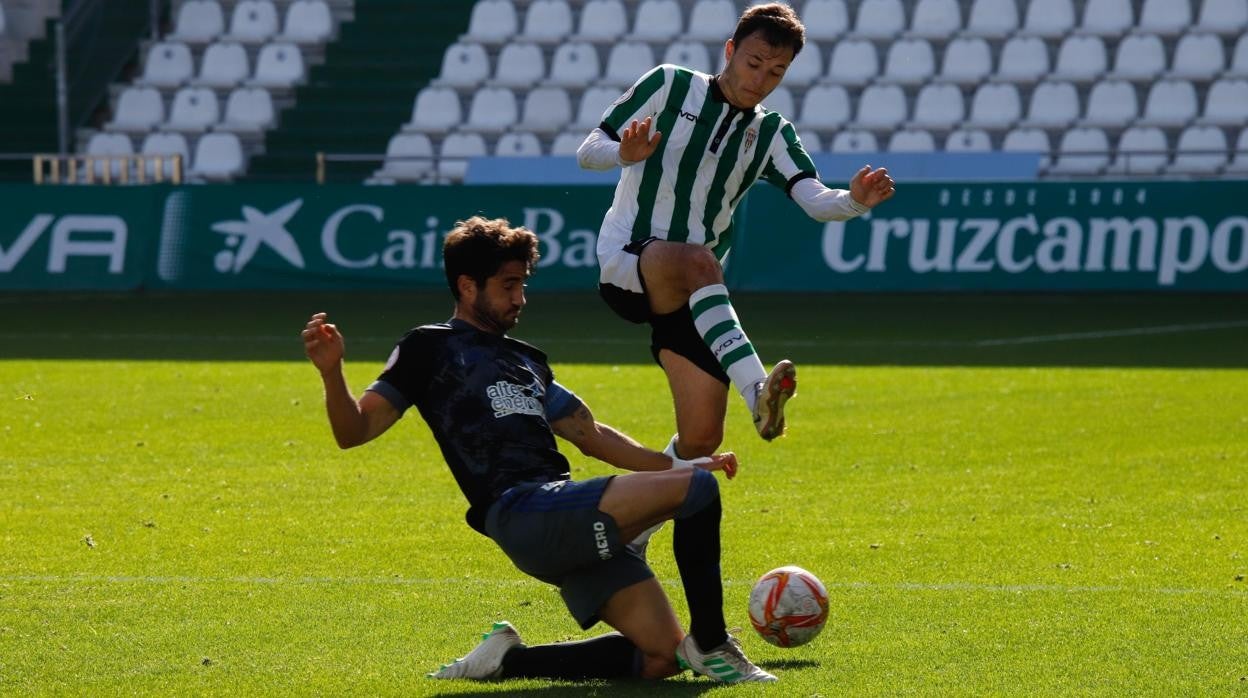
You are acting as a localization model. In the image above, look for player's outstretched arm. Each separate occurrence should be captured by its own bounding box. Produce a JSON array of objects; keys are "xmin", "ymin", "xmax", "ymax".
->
[
  {"xmin": 849, "ymin": 165, "xmax": 896, "ymax": 208},
  {"xmin": 550, "ymin": 402, "xmax": 737, "ymax": 478},
  {"xmin": 576, "ymin": 117, "xmax": 663, "ymax": 170},
  {"xmin": 790, "ymin": 166, "xmax": 896, "ymax": 222},
  {"xmin": 302, "ymin": 313, "xmax": 400, "ymax": 449}
]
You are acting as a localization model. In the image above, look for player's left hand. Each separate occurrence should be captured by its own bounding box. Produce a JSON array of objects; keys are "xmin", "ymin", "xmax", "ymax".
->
[
  {"xmin": 685, "ymin": 452, "xmax": 738, "ymax": 480},
  {"xmin": 850, "ymin": 165, "xmax": 896, "ymax": 208}
]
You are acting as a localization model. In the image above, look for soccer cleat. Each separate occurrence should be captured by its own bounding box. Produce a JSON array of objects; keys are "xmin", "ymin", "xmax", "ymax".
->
[
  {"xmin": 752, "ymin": 360, "xmax": 797, "ymax": 441},
  {"xmin": 676, "ymin": 633, "xmax": 777, "ymax": 683},
  {"xmin": 428, "ymin": 621, "xmax": 523, "ymax": 680}
]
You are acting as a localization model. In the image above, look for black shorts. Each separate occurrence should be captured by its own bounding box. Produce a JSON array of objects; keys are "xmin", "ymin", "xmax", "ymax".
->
[{"xmin": 598, "ymin": 237, "xmax": 730, "ymax": 386}]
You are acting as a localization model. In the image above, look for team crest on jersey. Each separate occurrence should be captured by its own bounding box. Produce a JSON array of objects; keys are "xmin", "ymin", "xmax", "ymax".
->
[{"xmin": 744, "ymin": 128, "xmax": 757, "ymax": 152}]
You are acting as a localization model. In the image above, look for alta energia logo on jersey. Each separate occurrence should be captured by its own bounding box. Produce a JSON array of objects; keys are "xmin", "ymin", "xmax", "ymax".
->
[{"xmin": 487, "ymin": 381, "xmax": 543, "ymax": 419}]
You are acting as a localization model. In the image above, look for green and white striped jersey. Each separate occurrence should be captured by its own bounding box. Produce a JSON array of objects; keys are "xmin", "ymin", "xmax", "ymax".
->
[{"xmin": 596, "ymin": 64, "xmax": 818, "ymax": 260}]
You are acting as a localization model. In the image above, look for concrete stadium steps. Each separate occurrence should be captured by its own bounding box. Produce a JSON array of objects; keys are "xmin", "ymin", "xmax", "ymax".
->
[
  {"xmin": 0, "ymin": 20, "xmax": 57, "ymax": 180},
  {"xmin": 247, "ymin": 0, "xmax": 471, "ymax": 180}
]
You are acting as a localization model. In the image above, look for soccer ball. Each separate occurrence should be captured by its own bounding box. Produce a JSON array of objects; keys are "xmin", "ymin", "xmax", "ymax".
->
[{"xmin": 747, "ymin": 565, "xmax": 829, "ymax": 647}]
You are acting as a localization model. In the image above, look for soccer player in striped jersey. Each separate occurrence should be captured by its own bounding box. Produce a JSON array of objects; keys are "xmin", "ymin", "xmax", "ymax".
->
[{"xmin": 578, "ymin": 3, "xmax": 896, "ymax": 463}]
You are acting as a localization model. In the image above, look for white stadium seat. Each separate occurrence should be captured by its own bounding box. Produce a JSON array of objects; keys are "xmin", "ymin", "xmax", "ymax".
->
[
  {"xmin": 466, "ymin": 0, "xmax": 517, "ymax": 44},
  {"xmin": 967, "ymin": 83, "xmax": 1021, "ymax": 129},
  {"xmin": 630, "ymin": 0, "xmax": 683, "ymax": 42},
  {"xmin": 881, "ymin": 39, "xmax": 934, "ymax": 85},
  {"xmin": 854, "ymin": 0, "xmax": 905, "ymax": 39},
  {"xmin": 888, "ymin": 129, "xmax": 936, "ymax": 152},
  {"xmin": 438, "ymin": 42, "xmax": 490, "ymax": 88},
  {"xmin": 519, "ymin": 86, "xmax": 572, "ymax": 133},
  {"xmin": 602, "ymin": 42, "xmax": 655, "ymax": 87},
  {"xmin": 280, "ymin": 0, "xmax": 332, "ymax": 44},
  {"xmin": 798, "ymin": 84, "xmax": 850, "ymax": 130},
  {"xmin": 782, "ymin": 42, "xmax": 823, "ymax": 87},
  {"xmin": 944, "ymin": 129, "xmax": 993, "ymax": 152},
  {"xmin": 1167, "ymin": 34, "xmax": 1224, "ymax": 81},
  {"xmin": 190, "ymin": 132, "xmax": 245, "ymax": 181},
  {"xmin": 169, "ymin": 1, "xmax": 226, "ymax": 44},
  {"xmin": 1020, "ymin": 0, "xmax": 1075, "ymax": 37},
  {"xmin": 1002, "ymin": 127, "xmax": 1051, "ymax": 154},
  {"xmin": 405, "ymin": 86, "xmax": 461, "ymax": 133},
  {"xmin": 193, "ymin": 42, "xmax": 249, "ymax": 89},
  {"xmin": 1049, "ymin": 128, "xmax": 1110, "ymax": 175},
  {"xmin": 911, "ymin": 83, "xmax": 964, "ymax": 130},
  {"xmin": 1226, "ymin": 128, "xmax": 1248, "ymax": 173},
  {"xmin": 1139, "ymin": 0, "xmax": 1191, "ymax": 36},
  {"xmin": 797, "ymin": 130, "xmax": 823, "ymax": 152},
  {"xmin": 1196, "ymin": 0, "xmax": 1248, "ymax": 35},
  {"xmin": 938, "ymin": 38, "xmax": 992, "ymax": 85},
  {"xmin": 1108, "ymin": 34, "xmax": 1166, "ymax": 82},
  {"xmin": 106, "ymin": 87, "xmax": 165, "ymax": 133},
  {"xmin": 1169, "ymin": 126, "xmax": 1228, "ymax": 174},
  {"xmin": 1080, "ymin": 0, "xmax": 1133, "ymax": 37},
  {"xmin": 550, "ymin": 130, "xmax": 586, "ymax": 156},
  {"xmin": 853, "ymin": 85, "xmax": 907, "ymax": 131},
  {"xmin": 463, "ymin": 87, "xmax": 518, "ymax": 134},
  {"xmin": 217, "ymin": 87, "xmax": 275, "ymax": 133},
  {"xmin": 1053, "ymin": 36, "xmax": 1107, "ymax": 84},
  {"xmin": 548, "ymin": 42, "xmax": 600, "ymax": 87},
  {"xmin": 138, "ymin": 42, "xmax": 194, "ymax": 88},
  {"xmin": 248, "ymin": 43, "xmax": 305, "ymax": 88},
  {"xmin": 964, "ymin": 0, "xmax": 1018, "ymax": 38},
  {"xmin": 1231, "ymin": 35, "xmax": 1248, "ymax": 78},
  {"xmin": 996, "ymin": 36, "xmax": 1049, "ymax": 83},
  {"xmin": 375, "ymin": 134, "xmax": 434, "ymax": 182},
  {"xmin": 763, "ymin": 86, "xmax": 795, "ymax": 119},
  {"xmin": 908, "ymin": 0, "xmax": 961, "ymax": 39},
  {"xmin": 495, "ymin": 132, "xmax": 543, "ymax": 157},
  {"xmin": 687, "ymin": 0, "xmax": 736, "ymax": 42},
  {"xmin": 801, "ymin": 0, "xmax": 849, "ymax": 40},
  {"xmin": 85, "ymin": 133, "xmax": 134, "ymax": 179},
  {"xmin": 1110, "ymin": 127, "xmax": 1168, "ymax": 174},
  {"xmin": 140, "ymin": 132, "xmax": 191, "ymax": 179},
  {"xmin": 830, "ymin": 130, "xmax": 879, "ymax": 153},
  {"xmin": 664, "ymin": 41, "xmax": 711, "ymax": 74},
  {"xmin": 575, "ymin": 86, "xmax": 618, "ymax": 128},
  {"xmin": 225, "ymin": 0, "xmax": 279, "ymax": 44},
  {"xmin": 826, "ymin": 39, "xmax": 878, "ymax": 86},
  {"xmin": 1137, "ymin": 80, "xmax": 1199, "ymax": 127},
  {"xmin": 1080, "ymin": 80, "xmax": 1137, "ymax": 128},
  {"xmin": 575, "ymin": 0, "xmax": 626, "ymax": 42},
  {"xmin": 438, "ymin": 133, "xmax": 487, "ymax": 182},
  {"xmin": 522, "ymin": 0, "xmax": 573, "ymax": 44},
  {"xmin": 1021, "ymin": 81, "xmax": 1079, "ymax": 128},
  {"xmin": 1198, "ymin": 79, "xmax": 1248, "ymax": 126},
  {"xmin": 492, "ymin": 42, "xmax": 545, "ymax": 87},
  {"xmin": 165, "ymin": 87, "xmax": 220, "ymax": 133}
]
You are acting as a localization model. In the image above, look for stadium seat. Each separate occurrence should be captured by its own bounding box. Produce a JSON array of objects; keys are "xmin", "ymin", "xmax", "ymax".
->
[
  {"xmin": 1167, "ymin": 34, "xmax": 1224, "ymax": 81},
  {"xmin": 492, "ymin": 42, "xmax": 545, "ymax": 88},
  {"xmin": 888, "ymin": 129, "xmax": 936, "ymax": 152},
  {"xmin": 279, "ymin": 0, "xmax": 332, "ymax": 44},
  {"xmin": 1196, "ymin": 0, "xmax": 1248, "ymax": 35},
  {"xmin": 801, "ymin": 0, "xmax": 849, "ymax": 40},
  {"xmin": 782, "ymin": 42, "xmax": 823, "ymax": 86},
  {"xmin": 249, "ymin": 43, "xmax": 305, "ymax": 88},
  {"xmin": 687, "ymin": 0, "xmax": 736, "ymax": 41},
  {"xmin": 574, "ymin": 0, "xmax": 626, "ymax": 42},
  {"xmin": 1053, "ymin": 36, "xmax": 1107, "ymax": 84},
  {"xmin": 169, "ymin": 0, "xmax": 226, "ymax": 45},
  {"xmin": 519, "ymin": 86, "xmax": 572, "ymax": 133},
  {"xmin": 1080, "ymin": 0, "xmax": 1133, "ymax": 36},
  {"xmin": 574, "ymin": 86, "xmax": 618, "ymax": 128},
  {"xmin": 1020, "ymin": 0, "xmax": 1075, "ymax": 37},
  {"xmin": 192, "ymin": 42, "xmax": 249, "ymax": 89},
  {"xmin": 907, "ymin": 0, "xmax": 961, "ymax": 39},
  {"xmin": 438, "ymin": 42, "xmax": 491, "ymax": 88},
  {"xmin": 405, "ymin": 87, "xmax": 462, "ymax": 133},
  {"xmin": 881, "ymin": 39, "xmax": 934, "ymax": 85},
  {"xmin": 105, "ymin": 87, "xmax": 165, "ymax": 133},
  {"xmin": 1232, "ymin": 35, "xmax": 1248, "ymax": 78},
  {"xmin": 853, "ymin": 0, "xmax": 905, "ymax": 39},
  {"xmin": 826, "ymin": 39, "xmax": 878, "ymax": 86},
  {"xmin": 190, "ymin": 132, "xmax": 245, "ymax": 181},
  {"xmin": 830, "ymin": 130, "xmax": 878, "ymax": 152},
  {"xmin": 137, "ymin": 42, "xmax": 194, "ymax": 89},
  {"xmin": 602, "ymin": 42, "xmax": 655, "ymax": 87},
  {"xmin": 1002, "ymin": 127, "xmax": 1051, "ymax": 154},
  {"xmin": 546, "ymin": 42, "xmax": 598, "ymax": 87},
  {"xmin": 996, "ymin": 36, "xmax": 1049, "ymax": 83},
  {"xmin": 1137, "ymin": 80, "xmax": 1199, "ymax": 127},
  {"xmin": 763, "ymin": 86, "xmax": 795, "ymax": 119},
  {"xmin": 550, "ymin": 130, "xmax": 585, "ymax": 155},
  {"xmin": 1080, "ymin": 80, "xmax": 1137, "ymax": 128},
  {"xmin": 140, "ymin": 132, "xmax": 191, "ymax": 179},
  {"xmin": 495, "ymin": 132, "xmax": 543, "ymax": 157},
  {"xmin": 1108, "ymin": 34, "xmax": 1166, "ymax": 82},
  {"xmin": 1049, "ymin": 128, "xmax": 1110, "ymax": 175},
  {"xmin": 1138, "ymin": 0, "xmax": 1191, "ymax": 36},
  {"xmin": 1198, "ymin": 79, "xmax": 1248, "ymax": 126},
  {"xmin": 466, "ymin": 0, "xmax": 518, "ymax": 44},
  {"xmin": 938, "ymin": 37, "xmax": 991, "ymax": 85},
  {"xmin": 1168, "ymin": 126, "xmax": 1228, "ymax": 174},
  {"xmin": 438, "ymin": 133, "xmax": 487, "ymax": 182},
  {"xmin": 910, "ymin": 83, "xmax": 964, "ymax": 130},
  {"xmin": 1021, "ymin": 81, "xmax": 1079, "ymax": 128},
  {"xmin": 1225, "ymin": 128, "xmax": 1248, "ymax": 173},
  {"xmin": 944, "ymin": 129, "xmax": 992, "ymax": 152},
  {"xmin": 963, "ymin": 0, "xmax": 1018, "ymax": 38},
  {"xmin": 798, "ymin": 84, "xmax": 850, "ymax": 130},
  {"xmin": 853, "ymin": 85, "xmax": 907, "ymax": 131},
  {"xmin": 797, "ymin": 130, "xmax": 823, "ymax": 152},
  {"xmin": 967, "ymin": 83, "xmax": 1021, "ymax": 128},
  {"xmin": 84, "ymin": 132, "xmax": 134, "ymax": 179},
  {"xmin": 165, "ymin": 87, "xmax": 220, "ymax": 133},
  {"xmin": 664, "ymin": 41, "xmax": 712, "ymax": 74},
  {"xmin": 374, "ymin": 134, "xmax": 434, "ymax": 182},
  {"xmin": 463, "ymin": 87, "xmax": 518, "ymax": 134},
  {"xmin": 225, "ymin": 0, "xmax": 279, "ymax": 44},
  {"xmin": 216, "ymin": 87, "xmax": 275, "ymax": 133},
  {"xmin": 1109, "ymin": 126, "xmax": 1169, "ymax": 174},
  {"xmin": 630, "ymin": 0, "xmax": 683, "ymax": 41},
  {"xmin": 522, "ymin": 0, "xmax": 573, "ymax": 44}
]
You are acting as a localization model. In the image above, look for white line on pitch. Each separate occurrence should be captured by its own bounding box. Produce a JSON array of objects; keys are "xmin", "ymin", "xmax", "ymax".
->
[{"xmin": 973, "ymin": 320, "xmax": 1248, "ymax": 347}]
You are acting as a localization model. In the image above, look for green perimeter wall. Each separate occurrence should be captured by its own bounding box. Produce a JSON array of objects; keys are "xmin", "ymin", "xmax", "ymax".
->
[{"xmin": 1, "ymin": 182, "xmax": 1246, "ymax": 292}]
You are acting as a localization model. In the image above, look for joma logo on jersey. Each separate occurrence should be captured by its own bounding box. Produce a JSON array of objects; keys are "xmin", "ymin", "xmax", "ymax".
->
[{"xmin": 593, "ymin": 521, "xmax": 612, "ymax": 560}]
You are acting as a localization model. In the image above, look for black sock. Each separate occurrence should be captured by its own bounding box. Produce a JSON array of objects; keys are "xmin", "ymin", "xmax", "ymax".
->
[
  {"xmin": 673, "ymin": 495, "xmax": 727, "ymax": 651},
  {"xmin": 500, "ymin": 632, "xmax": 640, "ymax": 680}
]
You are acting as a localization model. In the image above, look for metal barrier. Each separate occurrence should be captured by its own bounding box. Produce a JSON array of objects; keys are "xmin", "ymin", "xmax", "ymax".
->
[{"xmin": 32, "ymin": 153, "xmax": 184, "ymax": 185}]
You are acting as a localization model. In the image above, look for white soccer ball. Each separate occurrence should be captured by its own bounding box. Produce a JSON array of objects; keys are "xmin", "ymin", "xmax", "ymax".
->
[{"xmin": 747, "ymin": 565, "xmax": 829, "ymax": 648}]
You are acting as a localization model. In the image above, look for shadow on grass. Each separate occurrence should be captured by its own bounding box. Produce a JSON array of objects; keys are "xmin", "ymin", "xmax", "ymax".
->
[{"xmin": 3, "ymin": 290, "xmax": 1246, "ymax": 368}]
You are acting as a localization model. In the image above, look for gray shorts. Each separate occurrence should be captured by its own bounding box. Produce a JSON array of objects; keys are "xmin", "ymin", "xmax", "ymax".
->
[{"xmin": 484, "ymin": 477, "xmax": 654, "ymax": 629}]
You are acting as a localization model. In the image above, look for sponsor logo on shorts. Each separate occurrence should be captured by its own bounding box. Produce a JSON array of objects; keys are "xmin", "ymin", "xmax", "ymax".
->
[{"xmin": 593, "ymin": 521, "xmax": 612, "ymax": 560}]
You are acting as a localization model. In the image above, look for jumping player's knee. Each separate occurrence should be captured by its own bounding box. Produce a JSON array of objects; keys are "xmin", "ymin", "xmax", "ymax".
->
[
  {"xmin": 676, "ymin": 428, "xmax": 722, "ymax": 459},
  {"xmin": 675, "ymin": 468, "xmax": 720, "ymax": 519},
  {"xmin": 685, "ymin": 247, "xmax": 724, "ymax": 285}
]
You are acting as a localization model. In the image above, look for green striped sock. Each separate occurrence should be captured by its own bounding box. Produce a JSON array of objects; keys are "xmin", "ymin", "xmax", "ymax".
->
[{"xmin": 689, "ymin": 284, "xmax": 766, "ymax": 406}]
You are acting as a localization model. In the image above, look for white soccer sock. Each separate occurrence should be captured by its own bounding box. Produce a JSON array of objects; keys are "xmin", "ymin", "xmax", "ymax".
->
[{"xmin": 688, "ymin": 284, "xmax": 766, "ymax": 409}]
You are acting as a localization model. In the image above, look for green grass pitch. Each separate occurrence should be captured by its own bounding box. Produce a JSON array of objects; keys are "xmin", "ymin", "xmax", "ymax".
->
[{"xmin": 1, "ymin": 291, "xmax": 1246, "ymax": 696}]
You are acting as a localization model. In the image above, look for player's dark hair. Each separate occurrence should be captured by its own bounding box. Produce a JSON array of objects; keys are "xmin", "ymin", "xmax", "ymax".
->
[
  {"xmin": 443, "ymin": 216, "xmax": 540, "ymax": 299},
  {"xmin": 732, "ymin": 2, "xmax": 805, "ymax": 57}
]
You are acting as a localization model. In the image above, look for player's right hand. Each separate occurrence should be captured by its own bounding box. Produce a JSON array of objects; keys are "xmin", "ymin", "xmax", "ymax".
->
[
  {"xmin": 302, "ymin": 312, "xmax": 344, "ymax": 373},
  {"xmin": 619, "ymin": 116, "xmax": 662, "ymax": 164}
]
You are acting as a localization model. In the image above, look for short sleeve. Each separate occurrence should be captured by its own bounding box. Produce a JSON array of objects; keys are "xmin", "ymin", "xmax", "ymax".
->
[
  {"xmin": 366, "ymin": 331, "xmax": 434, "ymax": 414},
  {"xmin": 544, "ymin": 380, "xmax": 582, "ymax": 423}
]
